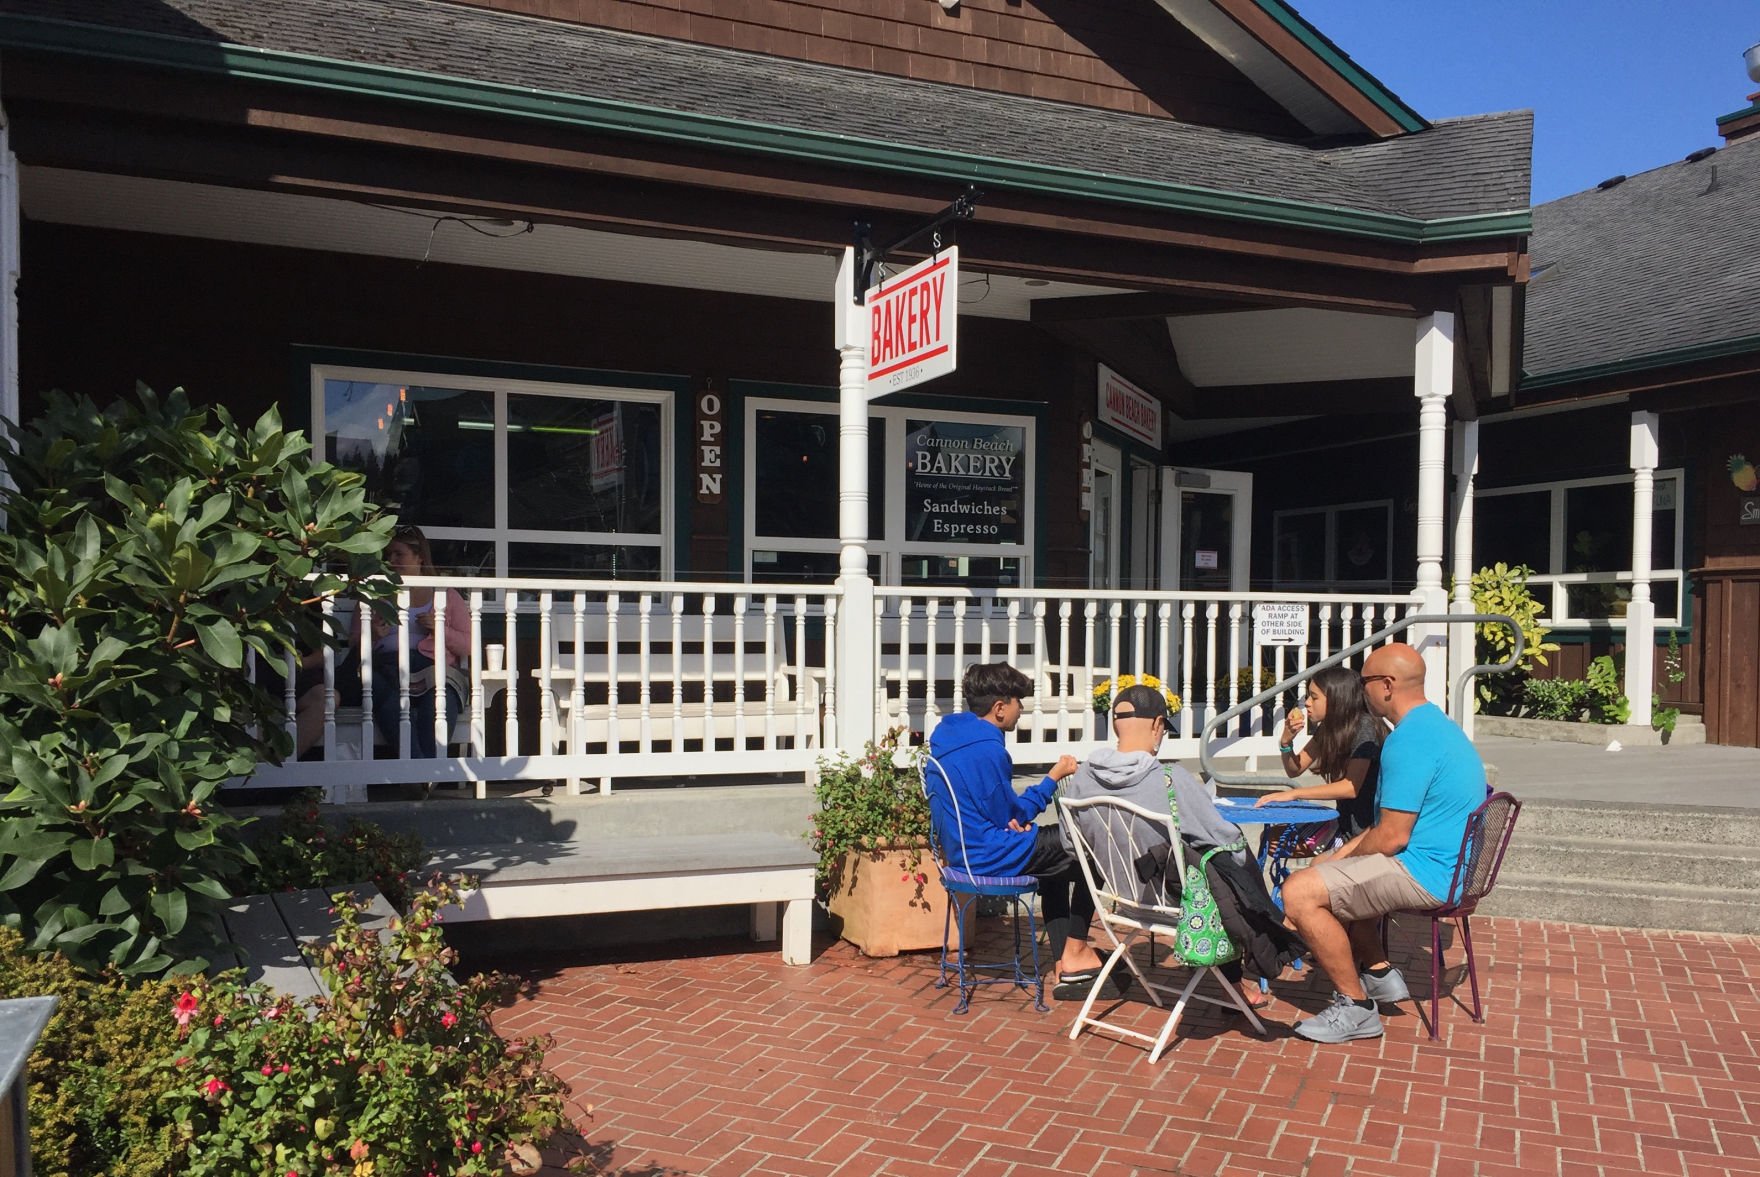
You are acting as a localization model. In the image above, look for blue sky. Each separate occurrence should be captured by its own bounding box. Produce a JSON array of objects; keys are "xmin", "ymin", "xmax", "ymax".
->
[{"xmin": 1295, "ymin": 0, "xmax": 1758, "ymax": 204}]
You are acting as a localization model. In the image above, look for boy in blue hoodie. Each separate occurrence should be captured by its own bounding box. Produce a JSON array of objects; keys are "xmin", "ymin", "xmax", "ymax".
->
[{"xmin": 925, "ymin": 663, "xmax": 1112, "ymax": 1000}]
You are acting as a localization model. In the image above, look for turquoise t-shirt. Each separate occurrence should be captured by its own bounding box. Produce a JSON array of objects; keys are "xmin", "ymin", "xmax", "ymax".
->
[{"xmin": 1377, "ymin": 703, "xmax": 1486, "ymax": 902}]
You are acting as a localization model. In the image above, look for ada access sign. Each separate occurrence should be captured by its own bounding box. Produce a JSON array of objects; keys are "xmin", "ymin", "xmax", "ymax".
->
[
  {"xmin": 867, "ymin": 247, "xmax": 957, "ymax": 398},
  {"xmin": 1252, "ymin": 602, "xmax": 1309, "ymax": 647}
]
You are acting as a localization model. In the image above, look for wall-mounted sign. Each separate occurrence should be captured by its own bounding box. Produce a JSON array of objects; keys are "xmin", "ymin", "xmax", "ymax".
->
[
  {"xmin": 1741, "ymin": 496, "xmax": 1760, "ymax": 526},
  {"xmin": 1253, "ymin": 602, "xmax": 1310, "ymax": 646},
  {"xmin": 695, "ymin": 389, "xmax": 725, "ymax": 503},
  {"xmin": 867, "ymin": 248, "xmax": 958, "ymax": 397},
  {"xmin": 1097, "ymin": 364, "xmax": 1161, "ymax": 449},
  {"xmin": 589, "ymin": 406, "xmax": 624, "ymax": 492},
  {"xmin": 1194, "ymin": 549, "xmax": 1219, "ymax": 570},
  {"xmin": 905, "ymin": 419, "xmax": 1025, "ymax": 544}
]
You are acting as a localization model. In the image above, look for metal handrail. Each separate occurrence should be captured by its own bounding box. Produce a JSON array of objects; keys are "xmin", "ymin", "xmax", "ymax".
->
[{"xmin": 1198, "ymin": 612, "xmax": 1524, "ymax": 787}]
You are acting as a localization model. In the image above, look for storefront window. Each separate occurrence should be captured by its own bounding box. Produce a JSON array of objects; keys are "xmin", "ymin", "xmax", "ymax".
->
[
  {"xmin": 1271, "ymin": 502, "xmax": 1390, "ymax": 590},
  {"xmin": 746, "ymin": 398, "xmax": 1034, "ymax": 585},
  {"xmin": 317, "ymin": 368, "xmax": 672, "ymax": 578},
  {"xmin": 1476, "ymin": 473, "xmax": 1684, "ymax": 622}
]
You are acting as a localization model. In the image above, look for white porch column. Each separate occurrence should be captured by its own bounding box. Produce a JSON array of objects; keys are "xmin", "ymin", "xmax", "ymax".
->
[
  {"xmin": 833, "ymin": 248, "xmax": 876, "ymax": 751},
  {"xmin": 1448, "ymin": 418, "xmax": 1480, "ymax": 734},
  {"xmin": 1625, "ymin": 411, "xmax": 1660, "ymax": 728},
  {"xmin": 0, "ymin": 85, "xmax": 18, "ymax": 501},
  {"xmin": 1412, "ymin": 311, "xmax": 1454, "ymax": 708}
]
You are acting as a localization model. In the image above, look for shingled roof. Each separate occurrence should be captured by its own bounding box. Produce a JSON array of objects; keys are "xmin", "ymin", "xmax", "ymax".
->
[
  {"xmin": 1524, "ymin": 132, "xmax": 1760, "ymax": 384},
  {"xmin": 0, "ymin": 0, "xmax": 1531, "ymax": 231}
]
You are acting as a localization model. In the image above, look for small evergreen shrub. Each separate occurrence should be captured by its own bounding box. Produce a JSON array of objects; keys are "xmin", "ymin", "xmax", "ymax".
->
[
  {"xmin": 0, "ymin": 926, "xmax": 183, "ymax": 1177},
  {"xmin": 242, "ymin": 790, "xmax": 425, "ymax": 910}
]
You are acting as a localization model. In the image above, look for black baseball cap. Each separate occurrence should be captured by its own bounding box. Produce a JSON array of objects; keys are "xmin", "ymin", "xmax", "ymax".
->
[{"xmin": 1112, "ymin": 684, "xmax": 1170, "ymax": 721}]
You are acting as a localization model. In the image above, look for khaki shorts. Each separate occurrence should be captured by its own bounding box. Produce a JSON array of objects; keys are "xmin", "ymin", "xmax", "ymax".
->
[{"xmin": 1310, "ymin": 856, "xmax": 1440, "ymax": 923}]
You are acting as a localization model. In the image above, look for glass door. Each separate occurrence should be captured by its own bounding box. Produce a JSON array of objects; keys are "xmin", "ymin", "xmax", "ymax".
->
[
  {"xmin": 1160, "ymin": 468, "xmax": 1252, "ymax": 591},
  {"xmin": 1090, "ymin": 441, "xmax": 1122, "ymax": 589}
]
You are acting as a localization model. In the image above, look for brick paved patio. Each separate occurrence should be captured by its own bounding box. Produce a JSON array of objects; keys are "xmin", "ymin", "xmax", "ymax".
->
[{"xmin": 485, "ymin": 917, "xmax": 1760, "ymax": 1177}]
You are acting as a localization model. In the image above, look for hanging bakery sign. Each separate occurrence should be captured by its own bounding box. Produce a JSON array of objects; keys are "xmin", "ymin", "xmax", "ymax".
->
[{"xmin": 905, "ymin": 419, "xmax": 1025, "ymax": 544}]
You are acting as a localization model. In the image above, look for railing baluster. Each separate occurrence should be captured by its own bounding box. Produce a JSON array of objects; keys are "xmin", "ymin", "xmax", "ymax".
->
[
  {"xmin": 1203, "ymin": 603, "xmax": 1218, "ymax": 727},
  {"xmin": 792, "ymin": 594, "xmax": 808, "ymax": 749},
  {"xmin": 823, "ymin": 595, "xmax": 839, "ymax": 745},
  {"xmin": 1180, "ymin": 603, "xmax": 1195, "ymax": 740},
  {"xmin": 502, "ymin": 593, "xmax": 519, "ymax": 762},
  {"xmin": 733, "ymin": 593, "xmax": 750, "ymax": 750},
  {"xmin": 432, "ymin": 589, "xmax": 450, "ymax": 759},
  {"xmin": 321, "ymin": 596, "xmax": 338, "ymax": 760},
  {"xmin": 951, "ymin": 599, "xmax": 968, "ymax": 713},
  {"xmin": 568, "ymin": 591, "xmax": 585, "ymax": 795},
  {"xmin": 638, "ymin": 593, "xmax": 654, "ymax": 754},
  {"xmin": 468, "ymin": 591, "xmax": 484, "ymax": 765},
  {"xmin": 925, "ymin": 599, "xmax": 942, "ymax": 743},
  {"xmin": 1056, "ymin": 600, "xmax": 1073, "ymax": 743},
  {"xmin": 537, "ymin": 590, "xmax": 555, "ymax": 760},
  {"xmin": 606, "ymin": 591, "xmax": 622, "ymax": 771},
  {"xmin": 670, "ymin": 593, "xmax": 686, "ymax": 742},
  {"xmin": 761, "ymin": 595, "xmax": 777, "ymax": 752}
]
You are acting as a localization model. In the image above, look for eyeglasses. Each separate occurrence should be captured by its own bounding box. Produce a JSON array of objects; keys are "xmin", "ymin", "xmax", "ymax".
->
[{"xmin": 1360, "ymin": 674, "xmax": 1396, "ymax": 688}]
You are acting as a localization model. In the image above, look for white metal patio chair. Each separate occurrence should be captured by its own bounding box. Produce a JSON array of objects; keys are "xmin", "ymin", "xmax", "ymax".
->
[{"xmin": 1058, "ymin": 794, "xmax": 1266, "ymax": 1062}]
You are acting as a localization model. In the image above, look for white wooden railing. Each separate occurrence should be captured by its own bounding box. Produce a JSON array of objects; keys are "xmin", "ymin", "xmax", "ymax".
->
[
  {"xmin": 245, "ymin": 576, "xmax": 838, "ymax": 801},
  {"xmin": 873, "ymin": 587, "xmax": 1419, "ymax": 764},
  {"xmin": 248, "ymin": 575, "xmax": 1421, "ymax": 801}
]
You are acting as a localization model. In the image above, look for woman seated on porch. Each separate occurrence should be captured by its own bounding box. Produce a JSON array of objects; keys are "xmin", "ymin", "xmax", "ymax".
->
[
  {"xmin": 294, "ymin": 524, "xmax": 469, "ymax": 759},
  {"xmin": 1258, "ymin": 665, "xmax": 1384, "ymax": 841}
]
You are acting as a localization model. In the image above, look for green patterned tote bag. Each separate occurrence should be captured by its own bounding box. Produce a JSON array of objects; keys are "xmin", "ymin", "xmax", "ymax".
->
[{"xmin": 1165, "ymin": 772, "xmax": 1242, "ymax": 967}]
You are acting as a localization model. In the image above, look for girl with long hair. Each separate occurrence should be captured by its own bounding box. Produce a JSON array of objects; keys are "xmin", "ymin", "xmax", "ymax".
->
[{"xmin": 1257, "ymin": 664, "xmax": 1384, "ymax": 838}]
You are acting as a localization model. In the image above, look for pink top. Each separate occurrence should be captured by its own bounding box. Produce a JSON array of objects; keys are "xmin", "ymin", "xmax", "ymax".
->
[{"xmin": 419, "ymin": 588, "xmax": 472, "ymax": 667}]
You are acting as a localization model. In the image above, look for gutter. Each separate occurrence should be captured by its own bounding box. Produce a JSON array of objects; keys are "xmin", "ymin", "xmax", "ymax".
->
[
  {"xmin": 1520, "ymin": 333, "xmax": 1760, "ymax": 393},
  {"xmin": 0, "ymin": 14, "xmax": 1528, "ymax": 247}
]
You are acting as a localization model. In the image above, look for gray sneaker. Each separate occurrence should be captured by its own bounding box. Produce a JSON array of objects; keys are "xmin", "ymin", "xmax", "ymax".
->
[
  {"xmin": 1295, "ymin": 992, "xmax": 1384, "ymax": 1043},
  {"xmin": 1360, "ymin": 967, "xmax": 1411, "ymax": 1005}
]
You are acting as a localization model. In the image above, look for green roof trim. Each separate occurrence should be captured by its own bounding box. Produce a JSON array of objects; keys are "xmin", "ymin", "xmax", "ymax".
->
[
  {"xmin": 0, "ymin": 14, "xmax": 1523, "ymax": 245},
  {"xmin": 1250, "ymin": 0, "xmax": 1429, "ymax": 134},
  {"xmin": 1716, "ymin": 101, "xmax": 1760, "ymax": 128},
  {"xmin": 1520, "ymin": 332, "xmax": 1760, "ymax": 392}
]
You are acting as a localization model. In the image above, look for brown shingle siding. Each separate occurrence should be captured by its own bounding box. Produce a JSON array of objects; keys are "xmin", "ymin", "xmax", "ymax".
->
[{"xmin": 439, "ymin": 0, "xmax": 1308, "ymax": 134}]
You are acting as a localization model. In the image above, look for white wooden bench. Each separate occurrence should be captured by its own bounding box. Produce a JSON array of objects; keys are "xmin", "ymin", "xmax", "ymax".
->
[
  {"xmin": 212, "ymin": 886, "xmax": 398, "ymax": 998},
  {"xmin": 431, "ymin": 833, "xmax": 817, "ymax": 965}
]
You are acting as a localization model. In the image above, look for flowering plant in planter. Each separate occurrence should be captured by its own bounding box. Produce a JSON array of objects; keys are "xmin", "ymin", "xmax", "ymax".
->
[
  {"xmin": 808, "ymin": 727, "xmax": 930, "ymax": 892},
  {"xmin": 1090, "ymin": 674, "xmax": 1183, "ymax": 716}
]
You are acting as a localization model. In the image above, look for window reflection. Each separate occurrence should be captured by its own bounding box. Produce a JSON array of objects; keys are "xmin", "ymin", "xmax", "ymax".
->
[
  {"xmin": 324, "ymin": 381, "xmax": 493, "ymax": 527},
  {"xmin": 506, "ymin": 396, "xmax": 662, "ymax": 536}
]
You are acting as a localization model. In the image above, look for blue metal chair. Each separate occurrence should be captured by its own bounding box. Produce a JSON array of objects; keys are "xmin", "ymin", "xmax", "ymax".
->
[{"xmin": 919, "ymin": 753, "xmax": 1047, "ymax": 1014}]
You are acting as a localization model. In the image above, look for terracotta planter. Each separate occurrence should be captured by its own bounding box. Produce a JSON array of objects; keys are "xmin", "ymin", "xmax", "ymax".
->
[{"xmin": 824, "ymin": 845, "xmax": 957, "ymax": 957}]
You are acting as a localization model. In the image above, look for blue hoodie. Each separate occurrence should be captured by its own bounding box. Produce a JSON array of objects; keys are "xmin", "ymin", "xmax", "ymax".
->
[{"xmin": 924, "ymin": 712, "xmax": 1059, "ymax": 877}]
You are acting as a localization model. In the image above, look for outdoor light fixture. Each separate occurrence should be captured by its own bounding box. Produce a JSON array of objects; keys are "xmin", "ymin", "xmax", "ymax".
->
[{"xmin": 1746, "ymin": 41, "xmax": 1760, "ymax": 84}]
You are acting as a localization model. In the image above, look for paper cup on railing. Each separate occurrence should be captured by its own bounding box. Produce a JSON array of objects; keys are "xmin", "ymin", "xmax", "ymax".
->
[{"xmin": 485, "ymin": 644, "xmax": 505, "ymax": 673}]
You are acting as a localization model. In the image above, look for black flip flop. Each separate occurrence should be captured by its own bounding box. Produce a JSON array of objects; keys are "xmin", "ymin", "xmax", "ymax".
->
[{"xmin": 1053, "ymin": 969, "xmax": 1133, "ymax": 1002}]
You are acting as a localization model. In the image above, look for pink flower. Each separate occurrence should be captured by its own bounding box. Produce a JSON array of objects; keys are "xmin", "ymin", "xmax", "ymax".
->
[
  {"xmin": 203, "ymin": 1077, "xmax": 229, "ymax": 1096},
  {"xmin": 470, "ymin": 1141, "xmax": 483, "ymax": 1155},
  {"xmin": 262, "ymin": 1065, "xmax": 274, "ymax": 1076},
  {"xmin": 440, "ymin": 1012, "xmax": 458, "ymax": 1029},
  {"xmin": 280, "ymin": 1064, "xmax": 291, "ymax": 1074},
  {"xmin": 213, "ymin": 1014, "xmax": 225, "ymax": 1027},
  {"xmin": 173, "ymin": 992, "xmax": 199, "ymax": 1027},
  {"xmin": 349, "ymin": 1139, "xmax": 370, "ymax": 1162}
]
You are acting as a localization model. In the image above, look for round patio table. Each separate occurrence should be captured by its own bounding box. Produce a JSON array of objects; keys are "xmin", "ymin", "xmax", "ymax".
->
[{"xmin": 1211, "ymin": 797, "xmax": 1341, "ymax": 907}]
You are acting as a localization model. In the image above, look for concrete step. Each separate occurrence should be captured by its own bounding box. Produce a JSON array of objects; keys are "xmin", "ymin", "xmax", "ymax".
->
[
  {"xmin": 302, "ymin": 783, "xmax": 816, "ymax": 847},
  {"xmin": 1482, "ymin": 873, "xmax": 1760, "ymax": 936},
  {"xmin": 1511, "ymin": 798, "xmax": 1760, "ymax": 846},
  {"xmin": 1502, "ymin": 835, "xmax": 1760, "ymax": 890}
]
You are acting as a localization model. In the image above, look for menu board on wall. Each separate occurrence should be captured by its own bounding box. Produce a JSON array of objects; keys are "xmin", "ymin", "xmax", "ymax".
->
[{"xmin": 905, "ymin": 419, "xmax": 1026, "ymax": 545}]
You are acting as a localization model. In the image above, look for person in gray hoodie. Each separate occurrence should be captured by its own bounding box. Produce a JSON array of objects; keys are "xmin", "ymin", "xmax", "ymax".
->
[{"xmin": 1058, "ymin": 683, "xmax": 1277, "ymax": 1012}]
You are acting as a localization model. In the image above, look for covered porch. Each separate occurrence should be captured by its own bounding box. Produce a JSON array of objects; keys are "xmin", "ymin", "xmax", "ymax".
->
[{"xmin": 0, "ymin": 0, "xmax": 1534, "ymax": 795}]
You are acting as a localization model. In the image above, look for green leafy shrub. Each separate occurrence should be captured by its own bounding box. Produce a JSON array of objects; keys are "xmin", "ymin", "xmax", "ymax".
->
[
  {"xmin": 1460, "ymin": 562, "xmax": 1562, "ymax": 714},
  {"xmin": 1521, "ymin": 677, "xmax": 1589, "ymax": 721},
  {"xmin": 809, "ymin": 727, "xmax": 929, "ymax": 891},
  {"xmin": 1653, "ymin": 631, "xmax": 1686, "ymax": 735},
  {"xmin": 1585, "ymin": 654, "xmax": 1631, "ymax": 724},
  {"xmin": 164, "ymin": 878, "xmax": 578, "ymax": 1175},
  {"xmin": 242, "ymin": 790, "xmax": 425, "ymax": 910},
  {"xmin": 0, "ymin": 386, "xmax": 395, "ymax": 975},
  {"xmin": 0, "ymin": 926, "xmax": 183, "ymax": 1177}
]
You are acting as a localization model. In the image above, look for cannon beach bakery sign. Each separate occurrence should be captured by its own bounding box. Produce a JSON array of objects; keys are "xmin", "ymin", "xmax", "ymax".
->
[{"xmin": 906, "ymin": 420, "xmax": 1026, "ymax": 544}]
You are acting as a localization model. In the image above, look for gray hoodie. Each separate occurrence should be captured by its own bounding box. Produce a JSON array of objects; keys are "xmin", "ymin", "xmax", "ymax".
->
[{"xmin": 1058, "ymin": 749, "xmax": 1248, "ymax": 906}]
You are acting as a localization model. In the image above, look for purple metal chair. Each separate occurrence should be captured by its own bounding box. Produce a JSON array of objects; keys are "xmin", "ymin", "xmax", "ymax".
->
[{"xmin": 1382, "ymin": 790, "xmax": 1522, "ymax": 1039}]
